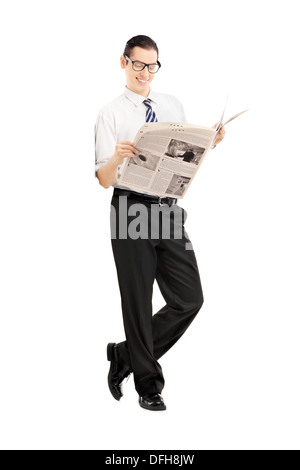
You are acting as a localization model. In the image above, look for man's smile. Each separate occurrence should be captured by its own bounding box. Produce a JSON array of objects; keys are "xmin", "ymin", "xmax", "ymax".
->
[{"xmin": 136, "ymin": 77, "xmax": 149, "ymax": 84}]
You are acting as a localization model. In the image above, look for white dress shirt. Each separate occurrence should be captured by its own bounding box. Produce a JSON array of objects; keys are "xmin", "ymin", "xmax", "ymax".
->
[{"xmin": 94, "ymin": 86, "xmax": 187, "ymax": 195}]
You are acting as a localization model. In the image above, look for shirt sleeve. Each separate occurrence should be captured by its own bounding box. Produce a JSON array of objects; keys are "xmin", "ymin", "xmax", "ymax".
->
[{"xmin": 94, "ymin": 112, "xmax": 117, "ymax": 178}]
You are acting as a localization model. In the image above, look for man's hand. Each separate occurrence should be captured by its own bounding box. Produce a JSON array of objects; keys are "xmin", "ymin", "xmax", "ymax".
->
[
  {"xmin": 97, "ymin": 141, "xmax": 139, "ymax": 189},
  {"xmin": 212, "ymin": 123, "xmax": 226, "ymax": 145},
  {"xmin": 111, "ymin": 141, "xmax": 139, "ymax": 166}
]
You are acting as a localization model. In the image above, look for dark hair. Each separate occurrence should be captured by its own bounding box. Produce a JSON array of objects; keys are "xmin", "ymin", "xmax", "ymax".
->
[{"xmin": 123, "ymin": 35, "xmax": 159, "ymax": 61}]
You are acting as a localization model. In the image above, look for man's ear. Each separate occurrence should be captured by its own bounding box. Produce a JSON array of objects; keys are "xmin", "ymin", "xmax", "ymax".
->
[{"xmin": 120, "ymin": 54, "xmax": 126, "ymax": 69}]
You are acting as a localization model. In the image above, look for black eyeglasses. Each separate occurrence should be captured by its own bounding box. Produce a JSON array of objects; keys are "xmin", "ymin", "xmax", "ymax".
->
[{"xmin": 124, "ymin": 55, "xmax": 161, "ymax": 74}]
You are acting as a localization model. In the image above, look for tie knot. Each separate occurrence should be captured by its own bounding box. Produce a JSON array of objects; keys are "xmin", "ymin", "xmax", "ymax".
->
[{"xmin": 143, "ymin": 99, "xmax": 152, "ymax": 106}]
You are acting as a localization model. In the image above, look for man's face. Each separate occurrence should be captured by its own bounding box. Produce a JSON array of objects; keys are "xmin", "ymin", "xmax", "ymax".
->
[{"xmin": 120, "ymin": 46, "xmax": 158, "ymax": 97}]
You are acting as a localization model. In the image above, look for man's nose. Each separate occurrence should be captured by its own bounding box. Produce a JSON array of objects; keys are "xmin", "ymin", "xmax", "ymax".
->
[{"xmin": 140, "ymin": 68, "xmax": 149, "ymax": 79}]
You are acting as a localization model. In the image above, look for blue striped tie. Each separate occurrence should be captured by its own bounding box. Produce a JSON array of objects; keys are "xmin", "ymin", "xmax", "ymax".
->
[{"xmin": 143, "ymin": 99, "xmax": 158, "ymax": 122}]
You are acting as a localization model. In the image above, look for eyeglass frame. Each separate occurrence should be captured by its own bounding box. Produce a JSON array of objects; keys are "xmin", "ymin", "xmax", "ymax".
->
[{"xmin": 124, "ymin": 55, "xmax": 161, "ymax": 73}]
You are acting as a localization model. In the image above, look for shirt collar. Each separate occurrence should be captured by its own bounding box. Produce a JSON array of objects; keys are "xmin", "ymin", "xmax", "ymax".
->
[{"xmin": 124, "ymin": 86, "xmax": 158, "ymax": 106}]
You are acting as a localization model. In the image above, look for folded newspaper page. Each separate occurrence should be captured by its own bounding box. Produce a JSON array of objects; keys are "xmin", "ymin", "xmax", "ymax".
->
[{"xmin": 118, "ymin": 109, "xmax": 248, "ymax": 199}]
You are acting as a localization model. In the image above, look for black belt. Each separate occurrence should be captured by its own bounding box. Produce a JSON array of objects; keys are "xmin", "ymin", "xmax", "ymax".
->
[{"xmin": 113, "ymin": 188, "xmax": 177, "ymax": 207}]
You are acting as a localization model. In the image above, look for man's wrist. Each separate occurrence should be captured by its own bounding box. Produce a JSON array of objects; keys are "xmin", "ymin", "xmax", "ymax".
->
[{"xmin": 109, "ymin": 154, "xmax": 120, "ymax": 168}]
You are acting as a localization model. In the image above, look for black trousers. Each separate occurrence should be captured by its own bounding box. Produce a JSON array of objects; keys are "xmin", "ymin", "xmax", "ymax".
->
[{"xmin": 110, "ymin": 192, "xmax": 204, "ymax": 396}]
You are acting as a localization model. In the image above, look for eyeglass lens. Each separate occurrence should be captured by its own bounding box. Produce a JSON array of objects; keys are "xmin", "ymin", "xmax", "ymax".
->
[{"xmin": 133, "ymin": 62, "xmax": 159, "ymax": 73}]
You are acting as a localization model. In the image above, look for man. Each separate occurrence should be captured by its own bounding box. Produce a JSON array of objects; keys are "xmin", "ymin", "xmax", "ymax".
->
[{"xmin": 95, "ymin": 35, "xmax": 225, "ymax": 411}]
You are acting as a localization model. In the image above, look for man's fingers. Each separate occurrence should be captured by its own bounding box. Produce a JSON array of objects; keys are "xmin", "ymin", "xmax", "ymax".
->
[
  {"xmin": 118, "ymin": 140, "xmax": 138, "ymax": 151},
  {"xmin": 119, "ymin": 144, "xmax": 138, "ymax": 154},
  {"xmin": 118, "ymin": 140, "xmax": 135, "ymax": 145}
]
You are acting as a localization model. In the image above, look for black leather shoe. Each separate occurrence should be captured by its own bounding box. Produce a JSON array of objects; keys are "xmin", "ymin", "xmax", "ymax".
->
[
  {"xmin": 139, "ymin": 393, "xmax": 167, "ymax": 411},
  {"xmin": 107, "ymin": 343, "xmax": 131, "ymax": 401}
]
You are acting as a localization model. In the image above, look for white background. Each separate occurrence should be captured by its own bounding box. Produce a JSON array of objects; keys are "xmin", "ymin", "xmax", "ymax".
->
[{"xmin": 1, "ymin": 0, "xmax": 299, "ymax": 450}]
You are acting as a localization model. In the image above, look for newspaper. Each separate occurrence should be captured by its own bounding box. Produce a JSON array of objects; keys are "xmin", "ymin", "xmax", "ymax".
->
[{"xmin": 118, "ymin": 107, "xmax": 248, "ymax": 199}]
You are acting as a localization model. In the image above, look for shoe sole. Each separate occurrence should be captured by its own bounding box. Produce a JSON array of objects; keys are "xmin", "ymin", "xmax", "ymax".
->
[
  {"xmin": 107, "ymin": 343, "xmax": 115, "ymax": 361},
  {"xmin": 107, "ymin": 343, "xmax": 122, "ymax": 401}
]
